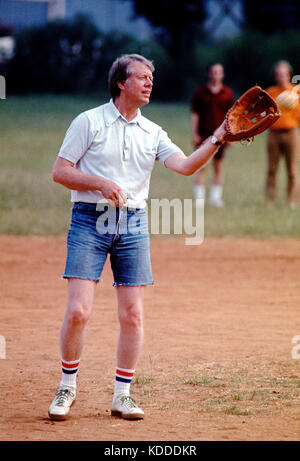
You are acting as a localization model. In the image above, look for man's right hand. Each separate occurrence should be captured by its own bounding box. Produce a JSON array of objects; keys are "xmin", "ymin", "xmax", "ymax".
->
[
  {"xmin": 52, "ymin": 157, "xmax": 128, "ymax": 206},
  {"xmin": 100, "ymin": 178, "xmax": 128, "ymax": 206}
]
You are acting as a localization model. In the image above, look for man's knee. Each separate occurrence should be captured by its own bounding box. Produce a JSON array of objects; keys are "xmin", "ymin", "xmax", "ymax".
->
[
  {"xmin": 66, "ymin": 300, "xmax": 92, "ymax": 327},
  {"xmin": 119, "ymin": 302, "xmax": 143, "ymax": 330}
]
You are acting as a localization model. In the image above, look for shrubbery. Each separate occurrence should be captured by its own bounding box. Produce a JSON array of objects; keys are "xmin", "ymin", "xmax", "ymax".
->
[{"xmin": 2, "ymin": 14, "xmax": 300, "ymax": 100}]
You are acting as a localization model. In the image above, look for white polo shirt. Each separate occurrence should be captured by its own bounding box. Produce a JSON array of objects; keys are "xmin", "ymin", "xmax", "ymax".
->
[{"xmin": 58, "ymin": 99, "xmax": 182, "ymax": 208}]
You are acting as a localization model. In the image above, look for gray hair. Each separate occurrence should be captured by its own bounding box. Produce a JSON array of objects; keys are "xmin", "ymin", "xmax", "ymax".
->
[{"xmin": 108, "ymin": 54, "xmax": 154, "ymax": 100}]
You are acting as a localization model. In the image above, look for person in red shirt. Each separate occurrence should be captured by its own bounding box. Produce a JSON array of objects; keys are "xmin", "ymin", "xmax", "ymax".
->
[{"xmin": 191, "ymin": 63, "xmax": 234, "ymax": 207}]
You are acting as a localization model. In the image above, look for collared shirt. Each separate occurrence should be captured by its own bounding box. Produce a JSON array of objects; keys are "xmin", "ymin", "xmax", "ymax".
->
[
  {"xmin": 191, "ymin": 85, "xmax": 234, "ymax": 137},
  {"xmin": 58, "ymin": 100, "xmax": 182, "ymax": 208}
]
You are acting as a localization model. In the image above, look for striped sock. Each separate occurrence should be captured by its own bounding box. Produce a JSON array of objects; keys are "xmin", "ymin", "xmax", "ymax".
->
[
  {"xmin": 60, "ymin": 358, "xmax": 80, "ymax": 390},
  {"xmin": 114, "ymin": 367, "xmax": 135, "ymax": 397}
]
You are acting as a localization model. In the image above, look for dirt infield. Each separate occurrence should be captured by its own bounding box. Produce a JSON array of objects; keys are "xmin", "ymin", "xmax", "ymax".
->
[{"xmin": 0, "ymin": 235, "xmax": 300, "ymax": 441}]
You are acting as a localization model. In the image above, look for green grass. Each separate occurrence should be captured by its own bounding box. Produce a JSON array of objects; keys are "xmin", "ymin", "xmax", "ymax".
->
[
  {"xmin": 179, "ymin": 361, "xmax": 300, "ymax": 416},
  {"xmin": 1, "ymin": 95, "xmax": 300, "ymax": 236},
  {"xmin": 224, "ymin": 406, "xmax": 252, "ymax": 416}
]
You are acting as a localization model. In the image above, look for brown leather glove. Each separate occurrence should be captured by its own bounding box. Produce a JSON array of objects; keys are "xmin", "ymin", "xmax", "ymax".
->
[{"xmin": 224, "ymin": 85, "xmax": 281, "ymax": 142}]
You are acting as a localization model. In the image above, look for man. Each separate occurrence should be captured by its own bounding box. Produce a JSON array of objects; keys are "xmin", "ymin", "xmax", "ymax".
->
[
  {"xmin": 191, "ymin": 63, "xmax": 234, "ymax": 207},
  {"xmin": 266, "ymin": 60, "xmax": 300, "ymax": 209},
  {"xmin": 48, "ymin": 54, "xmax": 228, "ymax": 421}
]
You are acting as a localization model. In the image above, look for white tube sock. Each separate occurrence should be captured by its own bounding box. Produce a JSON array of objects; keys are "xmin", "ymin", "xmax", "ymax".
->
[{"xmin": 193, "ymin": 185, "xmax": 206, "ymax": 200}]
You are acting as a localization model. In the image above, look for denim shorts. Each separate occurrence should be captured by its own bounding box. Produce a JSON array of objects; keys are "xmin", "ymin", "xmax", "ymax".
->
[{"xmin": 62, "ymin": 202, "xmax": 154, "ymax": 286}]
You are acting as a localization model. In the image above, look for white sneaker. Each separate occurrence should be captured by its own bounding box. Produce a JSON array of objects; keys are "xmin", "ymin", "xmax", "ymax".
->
[
  {"xmin": 289, "ymin": 202, "xmax": 297, "ymax": 210},
  {"xmin": 111, "ymin": 395, "xmax": 144, "ymax": 420},
  {"xmin": 209, "ymin": 197, "xmax": 224, "ymax": 208},
  {"xmin": 48, "ymin": 387, "xmax": 76, "ymax": 421}
]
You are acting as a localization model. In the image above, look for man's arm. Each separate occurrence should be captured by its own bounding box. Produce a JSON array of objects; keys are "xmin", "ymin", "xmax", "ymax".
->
[
  {"xmin": 165, "ymin": 121, "xmax": 226, "ymax": 176},
  {"xmin": 52, "ymin": 157, "xmax": 128, "ymax": 205}
]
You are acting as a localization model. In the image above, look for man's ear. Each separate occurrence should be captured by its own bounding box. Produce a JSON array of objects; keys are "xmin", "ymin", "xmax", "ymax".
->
[{"xmin": 117, "ymin": 81, "xmax": 126, "ymax": 91}]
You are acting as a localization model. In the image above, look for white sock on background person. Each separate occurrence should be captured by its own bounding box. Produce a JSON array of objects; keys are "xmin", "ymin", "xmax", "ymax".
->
[
  {"xmin": 193, "ymin": 184, "xmax": 206, "ymax": 200},
  {"xmin": 209, "ymin": 185, "xmax": 224, "ymax": 207}
]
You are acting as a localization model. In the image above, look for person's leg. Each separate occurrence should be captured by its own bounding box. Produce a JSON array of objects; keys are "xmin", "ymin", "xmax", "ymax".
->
[
  {"xmin": 193, "ymin": 138, "xmax": 207, "ymax": 202},
  {"xmin": 111, "ymin": 286, "xmax": 145, "ymax": 419},
  {"xmin": 60, "ymin": 278, "xmax": 97, "ymax": 363},
  {"xmin": 48, "ymin": 278, "xmax": 96, "ymax": 420},
  {"xmin": 209, "ymin": 146, "xmax": 225, "ymax": 207},
  {"xmin": 283, "ymin": 128, "xmax": 299, "ymax": 207},
  {"xmin": 116, "ymin": 285, "xmax": 144, "ymax": 370},
  {"xmin": 48, "ymin": 202, "xmax": 111, "ymax": 420},
  {"xmin": 266, "ymin": 130, "xmax": 282, "ymax": 203},
  {"xmin": 194, "ymin": 167, "xmax": 206, "ymax": 201},
  {"xmin": 212, "ymin": 156, "xmax": 224, "ymax": 186},
  {"xmin": 110, "ymin": 209, "xmax": 152, "ymax": 419}
]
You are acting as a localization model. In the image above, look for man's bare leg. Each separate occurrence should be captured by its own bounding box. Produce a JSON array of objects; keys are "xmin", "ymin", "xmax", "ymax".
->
[
  {"xmin": 111, "ymin": 285, "xmax": 145, "ymax": 419},
  {"xmin": 48, "ymin": 278, "xmax": 96, "ymax": 420},
  {"xmin": 116, "ymin": 286, "xmax": 144, "ymax": 369},
  {"xmin": 60, "ymin": 278, "xmax": 97, "ymax": 361}
]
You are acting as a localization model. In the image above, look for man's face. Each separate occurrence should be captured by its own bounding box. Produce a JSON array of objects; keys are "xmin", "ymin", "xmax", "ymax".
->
[
  {"xmin": 121, "ymin": 61, "xmax": 153, "ymax": 107},
  {"xmin": 274, "ymin": 65, "xmax": 291, "ymax": 86},
  {"xmin": 208, "ymin": 64, "xmax": 224, "ymax": 84}
]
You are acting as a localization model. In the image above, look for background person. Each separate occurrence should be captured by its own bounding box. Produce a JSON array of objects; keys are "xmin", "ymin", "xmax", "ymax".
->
[
  {"xmin": 266, "ymin": 60, "xmax": 300, "ymax": 209},
  {"xmin": 191, "ymin": 63, "xmax": 234, "ymax": 207}
]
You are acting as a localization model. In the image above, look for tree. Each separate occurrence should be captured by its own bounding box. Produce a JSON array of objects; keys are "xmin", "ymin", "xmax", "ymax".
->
[
  {"xmin": 243, "ymin": 0, "xmax": 300, "ymax": 34},
  {"xmin": 8, "ymin": 14, "xmax": 101, "ymax": 93},
  {"xmin": 132, "ymin": 0, "xmax": 206, "ymax": 98}
]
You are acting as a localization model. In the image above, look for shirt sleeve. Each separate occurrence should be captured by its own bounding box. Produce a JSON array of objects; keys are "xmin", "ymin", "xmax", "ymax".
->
[
  {"xmin": 156, "ymin": 128, "xmax": 183, "ymax": 164},
  {"xmin": 57, "ymin": 113, "xmax": 93, "ymax": 164}
]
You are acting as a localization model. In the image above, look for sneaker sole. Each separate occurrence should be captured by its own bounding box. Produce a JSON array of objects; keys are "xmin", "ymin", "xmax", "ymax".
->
[
  {"xmin": 48, "ymin": 399, "xmax": 75, "ymax": 421},
  {"xmin": 111, "ymin": 410, "xmax": 144, "ymax": 420}
]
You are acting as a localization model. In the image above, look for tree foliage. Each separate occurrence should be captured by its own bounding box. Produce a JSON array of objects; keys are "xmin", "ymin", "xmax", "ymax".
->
[
  {"xmin": 243, "ymin": 0, "xmax": 300, "ymax": 34},
  {"xmin": 132, "ymin": 0, "xmax": 206, "ymax": 97},
  {"xmin": 132, "ymin": 0, "xmax": 205, "ymax": 59},
  {"xmin": 2, "ymin": 11, "xmax": 300, "ymax": 101}
]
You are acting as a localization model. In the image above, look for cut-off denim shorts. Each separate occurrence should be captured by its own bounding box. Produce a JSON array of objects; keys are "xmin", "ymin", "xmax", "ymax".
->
[{"xmin": 62, "ymin": 202, "xmax": 154, "ymax": 287}]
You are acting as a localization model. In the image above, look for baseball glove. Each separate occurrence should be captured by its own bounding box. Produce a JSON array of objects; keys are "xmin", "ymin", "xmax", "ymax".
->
[{"xmin": 224, "ymin": 85, "xmax": 281, "ymax": 142}]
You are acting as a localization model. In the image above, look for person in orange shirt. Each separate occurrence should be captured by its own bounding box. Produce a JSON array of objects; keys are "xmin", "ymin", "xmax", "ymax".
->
[{"xmin": 266, "ymin": 61, "xmax": 300, "ymax": 208}]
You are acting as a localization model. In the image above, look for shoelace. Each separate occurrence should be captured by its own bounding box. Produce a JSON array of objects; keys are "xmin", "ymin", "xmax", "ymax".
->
[
  {"xmin": 55, "ymin": 389, "xmax": 74, "ymax": 407},
  {"xmin": 120, "ymin": 395, "xmax": 138, "ymax": 410}
]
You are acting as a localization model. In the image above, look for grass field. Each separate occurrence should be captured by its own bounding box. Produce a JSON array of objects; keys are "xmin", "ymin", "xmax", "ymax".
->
[{"xmin": 1, "ymin": 95, "xmax": 299, "ymax": 236}]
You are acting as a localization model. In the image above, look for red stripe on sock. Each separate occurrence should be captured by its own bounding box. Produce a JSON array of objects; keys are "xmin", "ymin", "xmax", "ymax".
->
[
  {"xmin": 116, "ymin": 369, "xmax": 134, "ymax": 377},
  {"xmin": 62, "ymin": 361, "xmax": 80, "ymax": 369}
]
